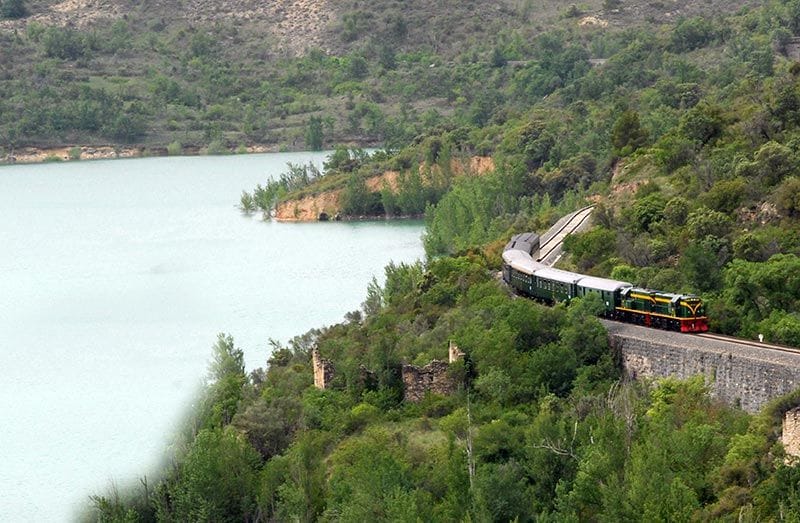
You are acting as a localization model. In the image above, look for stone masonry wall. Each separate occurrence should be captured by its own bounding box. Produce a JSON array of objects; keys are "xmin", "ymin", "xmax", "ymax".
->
[
  {"xmin": 402, "ymin": 360, "xmax": 455, "ymax": 403},
  {"xmin": 604, "ymin": 321, "xmax": 800, "ymax": 413}
]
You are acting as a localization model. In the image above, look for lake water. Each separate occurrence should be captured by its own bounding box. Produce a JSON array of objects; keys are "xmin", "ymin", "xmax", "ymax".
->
[{"xmin": 0, "ymin": 153, "xmax": 425, "ymax": 521}]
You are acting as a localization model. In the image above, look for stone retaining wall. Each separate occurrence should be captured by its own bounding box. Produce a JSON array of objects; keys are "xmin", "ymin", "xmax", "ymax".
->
[{"xmin": 604, "ymin": 321, "xmax": 800, "ymax": 413}]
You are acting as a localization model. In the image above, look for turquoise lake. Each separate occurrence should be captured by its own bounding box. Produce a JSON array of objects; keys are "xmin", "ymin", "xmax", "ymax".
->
[{"xmin": 0, "ymin": 152, "xmax": 425, "ymax": 520}]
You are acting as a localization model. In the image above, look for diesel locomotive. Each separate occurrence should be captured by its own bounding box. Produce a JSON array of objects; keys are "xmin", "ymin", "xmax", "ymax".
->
[{"xmin": 502, "ymin": 233, "xmax": 708, "ymax": 333}]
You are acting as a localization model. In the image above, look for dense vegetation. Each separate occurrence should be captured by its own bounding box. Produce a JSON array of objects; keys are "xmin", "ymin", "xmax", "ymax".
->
[
  {"xmin": 89, "ymin": 256, "xmax": 800, "ymax": 521},
  {"xmin": 81, "ymin": 0, "xmax": 800, "ymax": 520},
  {"xmin": 0, "ymin": 0, "xmax": 759, "ymax": 153}
]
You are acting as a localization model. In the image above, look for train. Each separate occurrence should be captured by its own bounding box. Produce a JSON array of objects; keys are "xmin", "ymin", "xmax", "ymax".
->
[{"xmin": 502, "ymin": 232, "xmax": 708, "ymax": 333}]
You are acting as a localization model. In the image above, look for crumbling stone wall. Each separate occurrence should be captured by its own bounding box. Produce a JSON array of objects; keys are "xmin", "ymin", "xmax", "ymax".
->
[
  {"xmin": 402, "ymin": 360, "xmax": 455, "ymax": 402},
  {"xmin": 401, "ymin": 341, "xmax": 465, "ymax": 402},
  {"xmin": 312, "ymin": 348, "xmax": 335, "ymax": 390},
  {"xmin": 784, "ymin": 407, "xmax": 800, "ymax": 462}
]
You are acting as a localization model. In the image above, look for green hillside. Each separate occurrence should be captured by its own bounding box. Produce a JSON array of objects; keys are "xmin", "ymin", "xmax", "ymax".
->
[
  {"xmin": 55, "ymin": 0, "xmax": 800, "ymax": 520},
  {"xmin": 0, "ymin": 0, "xmax": 760, "ymax": 153}
]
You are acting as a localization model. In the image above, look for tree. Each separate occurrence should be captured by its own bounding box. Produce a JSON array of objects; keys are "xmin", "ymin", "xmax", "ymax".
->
[
  {"xmin": 473, "ymin": 460, "xmax": 532, "ymax": 521},
  {"xmin": 272, "ymin": 431, "xmax": 331, "ymax": 521},
  {"xmin": 723, "ymin": 254, "xmax": 800, "ymax": 319},
  {"xmin": 305, "ymin": 116, "xmax": 324, "ymax": 151},
  {"xmin": 323, "ymin": 429, "xmax": 425, "ymax": 520},
  {"xmin": 562, "ymin": 227, "xmax": 617, "ymax": 271},
  {"xmin": 774, "ymin": 177, "xmax": 800, "ymax": 216},
  {"xmin": 680, "ymin": 236, "xmax": 729, "ymax": 292},
  {"xmin": 200, "ymin": 334, "xmax": 247, "ymax": 429},
  {"xmin": 239, "ymin": 191, "xmax": 255, "ymax": 214},
  {"xmin": 341, "ymin": 173, "xmax": 382, "ymax": 216},
  {"xmin": 669, "ymin": 17, "xmax": 717, "ymax": 52},
  {"xmin": 1, "ymin": 0, "xmax": 26, "ymax": 19},
  {"xmin": 701, "ymin": 178, "xmax": 747, "ymax": 214},
  {"xmin": 611, "ymin": 110, "xmax": 649, "ymax": 157},
  {"xmin": 752, "ymin": 141, "xmax": 798, "ymax": 186},
  {"xmin": 42, "ymin": 27, "xmax": 89, "ymax": 60},
  {"xmin": 162, "ymin": 428, "xmax": 260, "ymax": 522},
  {"xmin": 232, "ymin": 397, "xmax": 301, "ymax": 460},
  {"xmin": 679, "ymin": 103, "xmax": 724, "ymax": 145}
]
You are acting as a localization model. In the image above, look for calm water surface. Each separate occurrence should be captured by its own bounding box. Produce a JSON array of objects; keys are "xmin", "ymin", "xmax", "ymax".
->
[{"xmin": 0, "ymin": 153, "xmax": 424, "ymax": 520}]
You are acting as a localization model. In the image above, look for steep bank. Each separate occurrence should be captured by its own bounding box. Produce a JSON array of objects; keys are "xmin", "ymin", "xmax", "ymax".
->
[{"xmin": 274, "ymin": 156, "xmax": 495, "ymax": 221}]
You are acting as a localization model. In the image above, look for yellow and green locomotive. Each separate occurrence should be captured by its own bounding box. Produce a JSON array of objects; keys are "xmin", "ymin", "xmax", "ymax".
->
[{"xmin": 616, "ymin": 288, "xmax": 707, "ymax": 332}]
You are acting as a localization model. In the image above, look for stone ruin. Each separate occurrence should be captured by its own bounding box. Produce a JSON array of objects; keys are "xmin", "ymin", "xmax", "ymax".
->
[
  {"xmin": 401, "ymin": 341, "xmax": 465, "ymax": 403},
  {"xmin": 312, "ymin": 348, "xmax": 335, "ymax": 390},
  {"xmin": 312, "ymin": 341, "xmax": 466, "ymax": 401},
  {"xmin": 401, "ymin": 360, "xmax": 453, "ymax": 403},
  {"xmin": 783, "ymin": 406, "xmax": 800, "ymax": 463},
  {"xmin": 448, "ymin": 339, "xmax": 465, "ymax": 362}
]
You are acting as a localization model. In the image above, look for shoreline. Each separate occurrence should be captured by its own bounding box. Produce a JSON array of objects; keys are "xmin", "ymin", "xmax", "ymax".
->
[
  {"xmin": 0, "ymin": 143, "xmax": 289, "ymax": 165},
  {"xmin": 1, "ymin": 140, "xmax": 384, "ymax": 165}
]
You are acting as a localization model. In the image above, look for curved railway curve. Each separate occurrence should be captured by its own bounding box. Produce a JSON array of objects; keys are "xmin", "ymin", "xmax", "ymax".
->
[{"xmin": 537, "ymin": 205, "xmax": 595, "ymax": 265}]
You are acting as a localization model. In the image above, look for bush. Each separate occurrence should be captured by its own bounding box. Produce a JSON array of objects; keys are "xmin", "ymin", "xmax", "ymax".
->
[
  {"xmin": 167, "ymin": 140, "xmax": 182, "ymax": 156},
  {"xmin": 774, "ymin": 177, "xmax": 800, "ymax": 217},
  {"xmin": 669, "ymin": 17, "xmax": 717, "ymax": 52},
  {"xmin": 42, "ymin": 27, "xmax": 90, "ymax": 60},
  {"xmin": 562, "ymin": 227, "xmax": 617, "ymax": 271},
  {"xmin": 702, "ymin": 178, "xmax": 748, "ymax": 214}
]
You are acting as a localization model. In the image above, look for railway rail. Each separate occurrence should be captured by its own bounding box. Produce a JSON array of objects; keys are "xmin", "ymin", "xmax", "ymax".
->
[
  {"xmin": 695, "ymin": 332, "xmax": 800, "ymax": 356},
  {"xmin": 537, "ymin": 205, "xmax": 595, "ymax": 263}
]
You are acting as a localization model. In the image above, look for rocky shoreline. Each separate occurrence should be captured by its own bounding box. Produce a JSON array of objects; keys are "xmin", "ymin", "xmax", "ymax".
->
[{"xmin": 0, "ymin": 143, "xmax": 286, "ymax": 165}]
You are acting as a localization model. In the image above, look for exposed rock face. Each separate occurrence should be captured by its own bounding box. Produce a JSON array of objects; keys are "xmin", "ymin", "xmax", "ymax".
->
[
  {"xmin": 3, "ymin": 145, "xmax": 142, "ymax": 164},
  {"xmin": 786, "ymin": 37, "xmax": 800, "ymax": 61},
  {"xmin": 783, "ymin": 407, "xmax": 800, "ymax": 462},
  {"xmin": 402, "ymin": 360, "xmax": 455, "ymax": 403},
  {"xmin": 274, "ymin": 156, "xmax": 495, "ymax": 222},
  {"xmin": 312, "ymin": 349, "xmax": 334, "ymax": 390},
  {"xmin": 275, "ymin": 190, "xmax": 342, "ymax": 221}
]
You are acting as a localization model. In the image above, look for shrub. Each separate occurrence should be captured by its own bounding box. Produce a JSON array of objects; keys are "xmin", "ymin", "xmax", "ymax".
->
[{"xmin": 167, "ymin": 141, "xmax": 182, "ymax": 156}]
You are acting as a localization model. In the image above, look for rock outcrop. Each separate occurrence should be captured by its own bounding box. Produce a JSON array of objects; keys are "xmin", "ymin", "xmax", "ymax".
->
[
  {"xmin": 274, "ymin": 156, "xmax": 494, "ymax": 222},
  {"xmin": 783, "ymin": 407, "xmax": 800, "ymax": 463}
]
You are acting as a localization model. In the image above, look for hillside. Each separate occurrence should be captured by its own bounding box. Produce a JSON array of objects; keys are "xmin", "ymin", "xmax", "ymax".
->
[
  {"xmin": 0, "ymin": 0, "xmax": 762, "ymax": 156},
  {"xmin": 45, "ymin": 0, "xmax": 800, "ymax": 519}
]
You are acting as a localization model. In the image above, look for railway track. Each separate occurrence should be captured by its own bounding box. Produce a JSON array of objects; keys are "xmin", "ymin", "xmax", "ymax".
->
[
  {"xmin": 537, "ymin": 205, "xmax": 595, "ymax": 263},
  {"xmin": 695, "ymin": 332, "xmax": 800, "ymax": 355}
]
